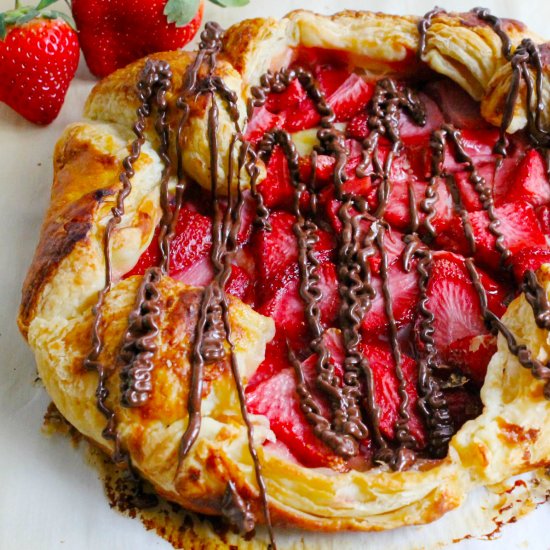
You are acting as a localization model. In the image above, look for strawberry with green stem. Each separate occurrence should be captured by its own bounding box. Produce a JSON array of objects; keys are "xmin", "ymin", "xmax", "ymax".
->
[
  {"xmin": 0, "ymin": 0, "xmax": 79, "ymax": 124},
  {"xmin": 72, "ymin": 0, "xmax": 249, "ymax": 79}
]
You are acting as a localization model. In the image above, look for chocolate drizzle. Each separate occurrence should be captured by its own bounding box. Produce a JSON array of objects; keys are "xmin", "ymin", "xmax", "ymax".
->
[
  {"xmin": 85, "ymin": 59, "xmax": 172, "ymax": 461},
  {"xmin": 417, "ymin": 6, "xmax": 445, "ymax": 59},
  {"xmin": 357, "ymin": 79, "xmax": 443, "ymax": 466},
  {"xmin": 119, "ymin": 267, "xmax": 162, "ymax": 407},
  {"xmin": 412, "ymin": 245, "xmax": 454, "ymax": 457},
  {"xmin": 173, "ymin": 23, "xmax": 276, "ymax": 548},
  {"xmin": 522, "ymin": 270, "xmax": 550, "ymax": 330},
  {"xmin": 221, "ymin": 480, "xmax": 256, "ymax": 535},
  {"xmin": 469, "ymin": 7, "xmax": 550, "ymax": 153},
  {"xmin": 83, "ymin": 23, "xmax": 276, "ymax": 546},
  {"xmin": 120, "ymin": 60, "xmax": 173, "ymax": 408},
  {"xmin": 471, "ymin": 7, "xmax": 513, "ymax": 59}
]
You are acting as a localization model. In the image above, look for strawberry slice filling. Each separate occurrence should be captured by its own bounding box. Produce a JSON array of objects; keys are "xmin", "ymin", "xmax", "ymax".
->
[{"xmin": 122, "ymin": 53, "xmax": 550, "ymax": 470}]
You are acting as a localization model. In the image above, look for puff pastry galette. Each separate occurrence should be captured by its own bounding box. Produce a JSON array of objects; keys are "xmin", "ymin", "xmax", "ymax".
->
[{"xmin": 18, "ymin": 6, "xmax": 550, "ymax": 548}]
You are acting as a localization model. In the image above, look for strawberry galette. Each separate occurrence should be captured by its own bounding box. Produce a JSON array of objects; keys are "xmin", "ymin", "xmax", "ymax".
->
[{"xmin": 18, "ymin": 7, "xmax": 550, "ymax": 547}]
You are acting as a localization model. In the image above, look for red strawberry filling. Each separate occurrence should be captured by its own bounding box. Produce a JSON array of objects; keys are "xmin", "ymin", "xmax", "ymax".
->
[{"xmin": 122, "ymin": 53, "xmax": 550, "ymax": 471}]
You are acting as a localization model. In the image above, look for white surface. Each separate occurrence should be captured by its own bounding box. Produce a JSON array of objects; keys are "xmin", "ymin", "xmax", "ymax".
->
[{"xmin": 1, "ymin": 0, "xmax": 549, "ymax": 548}]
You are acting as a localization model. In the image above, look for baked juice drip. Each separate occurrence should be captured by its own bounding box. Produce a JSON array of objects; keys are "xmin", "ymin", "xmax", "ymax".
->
[{"xmin": 84, "ymin": 6, "xmax": 550, "ymax": 544}]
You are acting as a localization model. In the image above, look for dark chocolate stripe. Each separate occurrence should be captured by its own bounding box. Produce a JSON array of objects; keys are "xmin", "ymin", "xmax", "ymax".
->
[
  {"xmin": 445, "ymin": 124, "xmax": 511, "ymax": 265},
  {"xmin": 357, "ymin": 79, "xmax": 429, "ymax": 467},
  {"xmin": 85, "ymin": 60, "xmax": 169, "ymax": 462},
  {"xmin": 120, "ymin": 60, "xmax": 173, "ymax": 408},
  {"xmin": 522, "ymin": 270, "xmax": 550, "ymax": 330},
  {"xmin": 412, "ymin": 247, "xmax": 454, "ymax": 457},
  {"xmin": 119, "ymin": 267, "xmax": 162, "ymax": 408},
  {"xmin": 417, "ymin": 6, "xmax": 446, "ymax": 59},
  {"xmin": 471, "ymin": 7, "xmax": 513, "ymax": 59}
]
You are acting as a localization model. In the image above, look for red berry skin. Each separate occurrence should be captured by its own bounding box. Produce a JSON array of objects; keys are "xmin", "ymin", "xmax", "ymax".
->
[
  {"xmin": 0, "ymin": 19, "xmax": 80, "ymax": 125},
  {"xmin": 73, "ymin": 0, "xmax": 204, "ymax": 78}
]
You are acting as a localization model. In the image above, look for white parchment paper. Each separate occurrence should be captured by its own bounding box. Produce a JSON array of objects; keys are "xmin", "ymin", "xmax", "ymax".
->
[{"xmin": 1, "ymin": 0, "xmax": 549, "ymax": 548}]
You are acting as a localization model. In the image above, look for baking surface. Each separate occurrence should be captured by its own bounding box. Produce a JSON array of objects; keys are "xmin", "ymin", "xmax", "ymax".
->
[{"xmin": 1, "ymin": 0, "xmax": 549, "ymax": 548}]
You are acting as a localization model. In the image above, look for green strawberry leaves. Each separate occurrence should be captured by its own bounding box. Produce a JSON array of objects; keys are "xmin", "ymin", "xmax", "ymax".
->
[
  {"xmin": 36, "ymin": 0, "xmax": 59, "ymax": 8},
  {"xmin": 164, "ymin": 0, "xmax": 249, "ymax": 27},
  {"xmin": 164, "ymin": 0, "xmax": 201, "ymax": 27},
  {"xmin": 0, "ymin": 0, "xmax": 74, "ymax": 39}
]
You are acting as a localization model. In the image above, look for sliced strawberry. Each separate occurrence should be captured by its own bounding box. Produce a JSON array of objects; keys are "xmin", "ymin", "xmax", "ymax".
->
[
  {"xmin": 246, "ymin": 332, "xmax": 290, "ymax": 391},
  {"xmin": 123, "ymin": 206, "xmax": 212, "ymax": 279},
  {"xmin": 424, "ymin": 78, "xmax": 491, "ymax": 130},
  {"xmin": 367, "ymin": 227, "xmax": 406, "ymax": 274},
  {"xmin": 294, "ymin": 47, "xmax": 350, "ymax": 72},
  {"xmin": 361, "ymin": 262, "xmax": 420, "ymax": 335},
  {"xmin": 258, "ymin": 146, "xmax": 292, "ymax": 209},
  {"xmin": 298, "ymin": 154, "xmax": 336, "ymax": 184},
  {"xmin": 281, "ymin": 96, "xmax": 321, "ymax": 132},
  {"xmin": 266, "ymin": 78, "xmax": 307, "ymax": 113},
  {"xmin": 492, "ymin": 154, "xmax": 525, "ymax": 203},
  {"xmin": 436, "ymin": 200, "xmax": 547, "ymax": 271},
  {"xmin": 399, "ymin": 93, "xmax": 444, "ymax": 142},
  {"xmin": 254, "ymin": 210, "xmax": 297, "ymax": 293},
  {"xmin": 426, "ymin": 251, "xmax": 507, "ymax": 315},
  {"xmin": 508, "ymin": 246, "xmax": 550, "ymax": 284},
  {"xmin": 444, "ymin": 334, "xmax": 497, "ymax": 386},
  {"xmin": 258, "ymin": 261, "xmax": 340, "ymax": 347},
  {"xmin": 254, "ymin": 210, "xmax": 334, "ymax": 301},
  {"xmin": 172, "ymin": 257, "xmax": 214, "ymax": 287},
  {"xmin": 327, "ymin": 74, "xmax": 374, "ymax": 122},
  {"xmin": 442, "ymin": 129, "xmax": 500, "ymax": 173},
  {"xmin": 235, "ymin": 193, "xmax": 256, "ymax": 246},
  {"xmin": 246, "ymin": 367, "xmax": 340, "ymax": 468},
  {"xmin": 360, "ymin": 342, "xmax": 427, "ymax": 446},
  {"xmin": 244, "ymin": 106, "xmax": 284, "ymax": 143},
  {"xmin": 226, "ymin": 265, "xmax": 254, "ymax": 304},
  {"xmin": 246, "ymin": 328, "xmax": 355, "ymax": 467},
  {"xmin": 502, "ymin": 148, "xmax": 550, "ymax": 207},
  {"xmin": 318, "ymin": 177, "xmax": 373, "ymax": 235},
  {"xmin": 314, "ymin": 64, "xmax": 350, "ymax": 97},
  {"xmin": 368, "ymin": 175, "xmax": 454, "ymax": 233},
  {"xmin": 124, "ymin": 235, "xmax": 161, "ymax": 279},
  {"xmin": 452, "ymin": 163, "xmax": 496, "ymax": 212},
  {"xmin": 347, "ymin": 112, "xmax": 369, "ymax": 140},
  {"xmin": 170, "ymin": 208, "xmax": 213, "ymax": 276},
  {"xmin": 421, "ymin": 252, "xmax": 489, "ymax": 352}
]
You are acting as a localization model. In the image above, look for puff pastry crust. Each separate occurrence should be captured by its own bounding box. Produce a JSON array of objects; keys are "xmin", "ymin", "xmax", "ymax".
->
[{"xmin": 18, "ymin": 7, "xmax": 550, "ymax": 539}]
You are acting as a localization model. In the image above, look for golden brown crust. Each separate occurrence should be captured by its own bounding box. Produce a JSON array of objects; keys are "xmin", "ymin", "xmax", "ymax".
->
[
  {"xmin": 20, "ymin": 127, "xmax": 121, "ymax": 336},
  {"xmin": 419, "ymin": 11, "xmax": 542, "ymax": 101},
  {"xmin": 18, "ymin": 7, "xmax": 550, "ymax": 539}
]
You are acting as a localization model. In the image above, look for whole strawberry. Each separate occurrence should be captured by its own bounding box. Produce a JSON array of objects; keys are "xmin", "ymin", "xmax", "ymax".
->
[
  {"xmin": 0, "ymin": 0, "xmax": 80, "ymax": 124},
  {"xmin": 72, "ymin": 0, "xmax": 249, "ymax": 78}
]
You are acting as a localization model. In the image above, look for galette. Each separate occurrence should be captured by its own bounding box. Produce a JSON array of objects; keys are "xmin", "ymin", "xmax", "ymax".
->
[{"xmin": 18, "ymin": 7, "xmax": 550, "ymax": 548}]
